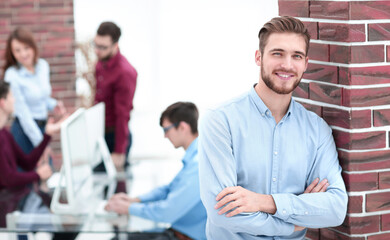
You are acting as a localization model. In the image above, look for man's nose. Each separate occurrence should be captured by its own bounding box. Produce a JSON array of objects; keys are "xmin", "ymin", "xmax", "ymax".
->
[{"xmin": 280, "ymin": 56, "xmax": 293, "ymax": 70}]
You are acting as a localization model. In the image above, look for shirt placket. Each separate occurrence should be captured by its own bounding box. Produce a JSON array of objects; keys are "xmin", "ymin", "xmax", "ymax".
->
[{"xmin": 265, "ymin": 110, "xmax": 279, "ymax": 194}]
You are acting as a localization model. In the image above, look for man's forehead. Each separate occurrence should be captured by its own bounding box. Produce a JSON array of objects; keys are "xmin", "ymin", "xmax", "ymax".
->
[
  {"xmin": 95, "ymin": 35, "xmax": 113, "ymax": 44},
  {"xmin": 265, "ymin": 32, "xmax": 307, "ymax": 54}
]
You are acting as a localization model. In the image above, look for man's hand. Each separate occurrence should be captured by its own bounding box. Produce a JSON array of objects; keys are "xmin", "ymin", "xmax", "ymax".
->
[
  {"xmin": 215, "ymin": 186, "xmax": 276, "ymax": 217},
  {"xmin": 104, "ymin": 192, "xmax": 140, "ymax": 215},
  {"xmin": 111, "ymin": 153, "xmax": 126, "ymax": 171},
  {"xmin": 304, "ymin": 178, "xmax": 329, "ymax": 193},
  {"xmin": 53, "ymin": 100, "xmax": 67, "ymax": 117},
  {"xmin": 45, "ymin": 114, "xmax": 69, "ymax": 136},
  {"xmin": 36, "ymin": 164, "xmax": 53, "ymax": 181}
]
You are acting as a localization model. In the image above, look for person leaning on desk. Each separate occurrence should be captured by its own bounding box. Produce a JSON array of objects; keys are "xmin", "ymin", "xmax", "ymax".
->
[
  {"xmin": 0, "ymin": 81, "xmax": 67, "ymax": 190},
  {"xmin": 105, "ymin": 102, "xmax": 207, "ymax": 240}
]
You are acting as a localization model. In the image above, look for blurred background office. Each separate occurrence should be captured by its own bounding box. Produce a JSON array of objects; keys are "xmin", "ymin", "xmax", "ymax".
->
[{"xmin": 74, "ymin": 0, "xmax": 278, "ymax": 167}]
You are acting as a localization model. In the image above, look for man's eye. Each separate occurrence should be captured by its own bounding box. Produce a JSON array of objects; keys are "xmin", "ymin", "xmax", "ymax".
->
[
  {"xmin": 273, "ymin": 52, "xmax": 281, "ymax": 56},
  {"xmin": 294, "ymin": 55, "xmax": 303, "ymax": 59}
]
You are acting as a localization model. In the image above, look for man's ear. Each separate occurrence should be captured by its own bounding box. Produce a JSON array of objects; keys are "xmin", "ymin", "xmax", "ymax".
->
[
  {"xmin": 178, "ymin": 121, "xmax": 190, "ymax": 132},
  {"xmin": 255, "ymin": 50, "xmax": 262, "ymax": 66}
]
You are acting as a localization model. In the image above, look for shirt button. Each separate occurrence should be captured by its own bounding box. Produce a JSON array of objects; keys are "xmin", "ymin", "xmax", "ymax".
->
[
  {"xmin": 282, "ymin": 210, "xmax": 287, "ymax": 214},
  {"xmin": 274, "ymin": 151, "xmax": 278, "ymax": 155},
  {"xmin": 305, "ymin": 211, "xmax": 309, "ymax": 215},
  {"xmin": 261, "ymin": 113, "xmax": 265, "ymax": 117},
  {"xmin": 272, "ymin": 177, "xmax": 276, "ymax": 182}
]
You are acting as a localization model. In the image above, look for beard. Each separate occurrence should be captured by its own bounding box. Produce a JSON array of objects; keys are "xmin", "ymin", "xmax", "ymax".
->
[
  {"xmin": 99, "ymin": 49, "xmax": 116, "ymax": 61},
  {"xmin": 261, "ymin": 64, "xmax": 302, "ymax": 95}
]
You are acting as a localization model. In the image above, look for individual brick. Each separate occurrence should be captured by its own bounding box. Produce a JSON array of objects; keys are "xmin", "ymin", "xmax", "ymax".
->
[
  {"xmin": 320, "ymin": 228, "xmax": 365, "ymax": 240},
  {"xmin": 335, "ymin": 215, "xmax": 380, "ymax": 234},
  {"xmin": 330, "ymin": 45, "xmax": 384, "ymax": 64},
  {"xmin": 310, "ymin": 1, "xmax": 349, "ymax": 20},
  {"xmin": 369, "ymin": 23, "xmax": 390, "ymax": 41},
  {"xmin": 368, "ymin": 233, "xmax": 390, "ymax": 240},
  {"xmin": 278, "ymin": 0, "xmax": 309, "ymax": 17},
  {"xmin": 338, "ymin": 150, "xmax": 390, "ymax": 171},
  {"xmin": 373, "ymin": 109, "xmax": 390, "ymax": 127},
  {"xmin": 304, "ymin": 63, "xmax": 338, "ymax": 83},
  {"xmin": 308, "ymin": 42, "xmax": 329, "ymax": 62},
  {"xmin": 343, "ymin": 87, "xmax": 390, "ymax": 107},
  {"xmin": 381, "ymin": 213, "xmax": 390, "ymax": 231},
  {"xmin": 339, "ymin": 66, "xmax": 390, "ymax": 85},
  {"xmin": 351, "ymin": 1, "xmax": 390, "ymax": 20},
  {"xmin": 379, "ymin": 172, "xmax": 390, "ymax": 189},
  {"xmin": 319, "ymin": 23, "xmax": 365, "ymax": 42},
  {"xmin": 348, "ymin": 195, "xmax": 363, "ymax": 214},
  {"xmin": 366, "ymin": 192, "xmax": 390, "ymax": 212},
  {"xmin": 322, "ymin": 108, "xmax": 371, "ymax": 129},
  {"xmin": 309, "ymin": 82, "xmax": 341, "ymax": 105},
  {"xmin": 332, "ymin": 130, "xmax": 386, "ymax": 150},
  {"xmin": 303, "ymin": 21, "xmax": 318, "ymax": 40},
  {"xmin": 342, "ymin": 172, "xmax": 378, "ymax": 192}
]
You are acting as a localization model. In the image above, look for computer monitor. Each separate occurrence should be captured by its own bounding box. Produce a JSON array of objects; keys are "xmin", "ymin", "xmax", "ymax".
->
[{"xmin": 51, "ymin": 103, "xmax": 116, "ymax": 214}]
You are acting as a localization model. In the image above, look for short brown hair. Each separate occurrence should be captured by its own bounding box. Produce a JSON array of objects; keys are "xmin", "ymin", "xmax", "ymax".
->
[
  {"xmin": 3, "ymin": 27, "xmax": 39, "ymax": 73},
  {"xmin": 160, "ymin": 102, "xmax": 199, "ymax": 134},
  {"xmin": 258, "ymin": 16, "xmax": 310, "ymax": 55},
  {"xmin": 97, "ymin": 22, "xmax": 121, "ymax": 43}
]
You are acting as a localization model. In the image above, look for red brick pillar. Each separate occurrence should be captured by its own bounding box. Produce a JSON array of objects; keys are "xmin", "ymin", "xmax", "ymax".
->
[
  {"xmin": 279, "ymin": 0, "xmax": 390, "ymax": 239},
  {"xmin": 0, "ymin": 0, "xmax": 77, "ymax": 169}
]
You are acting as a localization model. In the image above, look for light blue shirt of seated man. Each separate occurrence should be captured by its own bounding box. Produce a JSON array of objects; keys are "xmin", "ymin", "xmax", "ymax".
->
[
  {"xmin": 199, "ymin": 87, "xmax": 348, "ymax": 240},
  {"xmin": 130, "ymin": 138, "xmax": 207, "ymax": 240},
  {"xmin": 4, "ymin": 58, "xmax": 57, "ymax": 146}
]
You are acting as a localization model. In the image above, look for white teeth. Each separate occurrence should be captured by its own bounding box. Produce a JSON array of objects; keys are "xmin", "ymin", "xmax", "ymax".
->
[{"xmin": 279, "ymin": 74, "xmax": 289, "ymax": 78}]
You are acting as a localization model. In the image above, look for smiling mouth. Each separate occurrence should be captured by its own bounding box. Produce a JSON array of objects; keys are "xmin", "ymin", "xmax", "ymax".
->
[{"xmin": 275, "ymin": 72, "xmax": 296, "ymax": 80}]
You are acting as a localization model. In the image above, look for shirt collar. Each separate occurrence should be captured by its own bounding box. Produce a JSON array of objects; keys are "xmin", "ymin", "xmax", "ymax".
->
[
  {"xmin": 182, "ymin": 138, "xmax": 198, "ymax": 164},
  {"xmin": 249, "ymin": 84, "xmax": 294, "ymax": 118},
  {"xmin": 18, "ymin": 63, "xmax": 35, "ymax": 77},
  {"xmin": 101, "ymin": 50, "xmax": 121, "ymax": 69}
]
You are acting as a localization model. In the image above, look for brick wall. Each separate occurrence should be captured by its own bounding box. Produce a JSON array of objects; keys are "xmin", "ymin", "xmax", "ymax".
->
[
  {"xmin": 0, "ymin": 0, "xmax": 77, "ymax": 169},
  {"xmin": 279, "ymin": 0, "xmax": 390, "ymax": 239}
]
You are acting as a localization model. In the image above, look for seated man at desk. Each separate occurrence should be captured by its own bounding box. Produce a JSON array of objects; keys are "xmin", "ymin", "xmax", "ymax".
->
[{"xmin": 105, "ymin": 102, "xmax": 207, "ymax": 240}]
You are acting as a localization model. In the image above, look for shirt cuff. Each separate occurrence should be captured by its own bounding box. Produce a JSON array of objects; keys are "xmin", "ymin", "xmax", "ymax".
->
[
  {"xmin": 272, "ymin": 193, "xmax": 294, "ymax": 221},
  {"xmin": 129, "ymin": 202, "xmax": 144, "ymax": 216}
]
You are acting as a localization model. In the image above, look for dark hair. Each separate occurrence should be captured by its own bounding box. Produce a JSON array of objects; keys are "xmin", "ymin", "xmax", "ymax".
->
[
  {"xmin": 160, "ymin": 102, "xmax": 199, "ymax": 134},
  {"xmin": 0, "ymin": 81, "xmax": 10, "ymax": 99},
  {"xmin": 258, "ymin": 16, "xmax": 310, "ymax": 55},
  {"xmin": 97, "ymin": 22, "xmax": 121, "ymax": 43},
  {"xmin": 3, "ymin": 27, "xmax": 39, "ymax": 73}
]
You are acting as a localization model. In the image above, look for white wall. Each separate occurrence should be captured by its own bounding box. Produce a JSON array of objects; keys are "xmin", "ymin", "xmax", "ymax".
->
[{"xmin": 74, "ymin": 0, "xmax": 278, "ymax": 159}]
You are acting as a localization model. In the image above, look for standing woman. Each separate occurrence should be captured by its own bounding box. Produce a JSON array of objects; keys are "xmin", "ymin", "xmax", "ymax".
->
[{"xmin": 2, "ymin": 27, "xmax": 66, "ymax": 154}]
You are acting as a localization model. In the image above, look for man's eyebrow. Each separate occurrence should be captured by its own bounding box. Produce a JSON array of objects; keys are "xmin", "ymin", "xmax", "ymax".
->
[
  {"xmin": 269, "ymin": 48, "xmax": 306, "ymax": 56},
  {"xmin": 269, "ymin": 48, "xmax": 285, "ymax": 52},
  {"xmin": 294, "ymin": 50, "xmax": 306, "ymax": 56}
]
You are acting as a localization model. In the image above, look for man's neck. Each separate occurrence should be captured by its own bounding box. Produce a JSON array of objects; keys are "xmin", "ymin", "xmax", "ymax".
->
[
  {"xmin": 255, "ymin": 81, "xmax": 292, "ymax": 124},
  {"xmin": 183, "ymin": 133, "xmax": 199, "ymax": 150},
  {"xmin": 0, "ymin": 113, "xmax": 7, "ymax": 129}
]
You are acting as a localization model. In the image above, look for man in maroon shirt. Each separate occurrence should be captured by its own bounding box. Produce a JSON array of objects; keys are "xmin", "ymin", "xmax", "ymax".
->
[{"xmin": 93, "ymin": 22, "xmax": 137, "ymax": 171}]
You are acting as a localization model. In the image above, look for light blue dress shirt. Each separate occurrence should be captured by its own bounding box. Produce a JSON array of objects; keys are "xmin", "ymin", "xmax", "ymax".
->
[
  {"xmin": 198, "ymin": 86, "xmax": 348, "ymax": 240},
  {"xmin": 4, "ymin": 59, "xmax": 57, "ymax": 146},
  {"xmin": 130, "ymin": 138, "xmax": 207, "ymax": 240}
]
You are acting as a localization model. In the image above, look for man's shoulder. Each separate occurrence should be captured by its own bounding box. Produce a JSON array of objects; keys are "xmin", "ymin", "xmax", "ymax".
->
[
  {"xmin": 209, "ymin": 91, "xmax": 251, "ymax": 114},
  {"xmin": 292, "ymin": 100, "xmax": 330, "ymax": 131},
  {"xmin": 117, "ymin": 54, "xmax": 137, "ymax": 74}
]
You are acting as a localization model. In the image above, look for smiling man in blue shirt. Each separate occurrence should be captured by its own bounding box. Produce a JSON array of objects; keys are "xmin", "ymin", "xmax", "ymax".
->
[
  {"xmin": 105, "ymin": 102, "xmax": 207, "ymax": 240},
  {"xmin": 198, "ymin": 16, "xmax": 348, "ymax": 239}
]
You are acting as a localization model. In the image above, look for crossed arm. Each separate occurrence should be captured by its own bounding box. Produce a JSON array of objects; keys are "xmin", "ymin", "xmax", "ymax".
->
[{"xmin": 215, "ymin": 178, "xmax": 329, "ymax": 231}]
